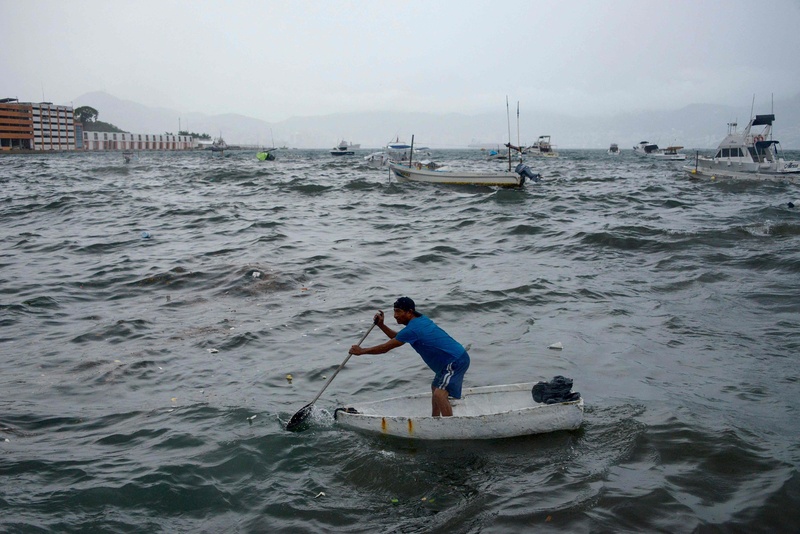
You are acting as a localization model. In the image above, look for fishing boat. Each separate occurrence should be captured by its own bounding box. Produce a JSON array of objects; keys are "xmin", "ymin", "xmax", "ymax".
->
[
  {"xmin": 330, "ymin": 140, "xmax": 360, "ymax": 156},
  {"xmin": 209, "ymin": 137, "xmax": 228, "ymax": 152},
  {"xmin": 334, "ymin": 382, "xmax": 584, "ymax": 440},
  {"xmin": 608, "ymin": 143, "xmax": 620, "ymax": 155},
  {"xmin": 388, "ymin": 161, "xmax": 539, "ymax": 188},
  {"xmin": 684, "ymin": 113, "xmax": 800, "ymax": 183},
  {"xmin": 633, "ymin": 141, "xmax": 686, "ymax": 160},
  {"xmin": 527, "ymin": 135, "xmax": 559, "ymax": 157}
]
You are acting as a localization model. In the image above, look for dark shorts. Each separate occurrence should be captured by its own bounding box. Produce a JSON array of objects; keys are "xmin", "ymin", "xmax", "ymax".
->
[{"xmin": 432, "ymin": 352, "xmax": 470, "ymax": 399}]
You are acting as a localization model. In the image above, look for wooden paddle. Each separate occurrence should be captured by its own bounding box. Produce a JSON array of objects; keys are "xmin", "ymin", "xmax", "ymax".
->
[{"xmin": 286, "ymin": 321, "xmax": 377, "ymax": 431}]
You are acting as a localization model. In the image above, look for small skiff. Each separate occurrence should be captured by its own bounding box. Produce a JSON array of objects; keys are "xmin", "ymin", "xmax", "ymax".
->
[
  {"xmin": 334, "ymin": 382, "xmax": 583, "ymax": 440},
  {"xmin": 388, "ymin": 162, "xmax": 539, "ymax": 188}
]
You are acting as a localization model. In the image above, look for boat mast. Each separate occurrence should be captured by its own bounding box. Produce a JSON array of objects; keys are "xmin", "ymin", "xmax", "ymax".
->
[{"xmin": 506, "ymin": 96, "xmax": 512, "ymax": 172}]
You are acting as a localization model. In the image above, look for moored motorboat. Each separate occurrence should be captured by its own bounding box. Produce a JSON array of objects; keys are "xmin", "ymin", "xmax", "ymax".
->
[
  {"xmin": 385, "ymin": 137, "xmax": 430, "ymax": 162},
  {"xmin": 330, "ymin": 140, "xmax": 360, "ymax": 156},
  {"xmin": 527, "ymin": 135, "xmax": 559, "ymax": 157},
  {"xmin": 633, "ymin": 141, "xmax": 686, "ymax": 160},
  {"xmin": 684, "ymin": 113, "xmax": 800, "ymax": 183},
  {"xmin": 334, "ymin": 382, "xmax": 584, "ymax": 440},
  {"xmin": 388, "ymin": 161, "xmax": 539, "ymax": 188},
  {"xmin": 209, "ymin": 137, "xmax": 227, "ymax": 152}
]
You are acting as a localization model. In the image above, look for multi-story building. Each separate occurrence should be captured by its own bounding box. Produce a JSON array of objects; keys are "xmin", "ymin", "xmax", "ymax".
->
[
  {"xmin": 82, "ymin": 131, "xmax": 193, "ymax": 151},
  {"xmin": 1, "ymin": 97, "xmax": 194, "ymax": 152},
  {"xmin": 0, "ymin": 98, "xmax": 35, "ymax": 151}
]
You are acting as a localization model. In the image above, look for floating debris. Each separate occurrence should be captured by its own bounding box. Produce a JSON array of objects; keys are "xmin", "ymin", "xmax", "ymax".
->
[
  {"xmin": 252, "ymin": 271, "xmax": 261, "ymax": 278},
  {"xmin": 315, "ymin": 492, "xmax": 326, "ymax": 498},
  {"xmin": 208, "ymin": 348, "xmax": 219, "ymax": 354},
  {"xmin": 247, "ymin": 415, "xmax": 257, "ymax": 425},
  {"xmin": 286, "ymin": 374, "xmax": 293, "ymax": 383},
  {"xmin": 548, "ymin": 342, "xmax": 563, "ymax": 350}
]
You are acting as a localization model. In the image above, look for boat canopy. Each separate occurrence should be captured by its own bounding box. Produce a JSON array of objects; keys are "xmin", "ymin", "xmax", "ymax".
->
[{"xmin": 752, "ymin": 114, "xmax": 775, "ymax": 126}]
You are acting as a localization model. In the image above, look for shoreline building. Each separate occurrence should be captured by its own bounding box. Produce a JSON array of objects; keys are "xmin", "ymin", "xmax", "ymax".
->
[
  {"xmin": 82, "ymin": 131, "xmax": 193, "ymax": 151},
  {"xmin": 1, "ymin": 98, "xmax": 76, "ymax": 151},
  {"xmin": 1, "ymin": 97, "xmax": 194, "ymax": 152}
]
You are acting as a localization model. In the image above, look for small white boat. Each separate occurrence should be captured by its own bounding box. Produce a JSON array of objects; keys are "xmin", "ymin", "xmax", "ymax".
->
[
  {"xmin": 364, "ymin": 151, "xmax": 391, "ymax": 168},
  {"xmin": 388, "ymin": 161, "xmax": 539, "ymax": 188},
  {"xmin": 209, "ymin": 137, "xmax": 228, "ymax": 152},
  {"xmin": 608, "ymin": 143, "xmax": 620, "ymax": 155},
  {"xmin": 527, "ymin": 135, "xmax": 559, "ymax": 157},
  {"xmin": 334, "ymin": 382, "xmax": 584, "ymax": 440},
  {"xmin": 385, "ymin": 137, "xmax": 430, "ymax": 162},
  {"xmin": 330, "ymin": 140, "xmax": 360, "ymax": 156},
  {"xmin": 633, "ymin": 141, "xmax": 686, "ymax": 160},
  {"xmin": 684, "ymin": 113, "xmax": 800, "ymax": 183}
]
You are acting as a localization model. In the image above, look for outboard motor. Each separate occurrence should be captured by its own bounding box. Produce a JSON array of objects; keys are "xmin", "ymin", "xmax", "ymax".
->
[{"xmin": 515, "ymin": 162, "xmax": 540, "ymax": 183}]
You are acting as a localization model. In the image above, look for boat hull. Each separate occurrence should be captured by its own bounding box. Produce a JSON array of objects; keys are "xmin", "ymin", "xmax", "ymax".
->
[
  {"xmin": 389, "ymin": 162, "xmax": 524, "ymax": 187},
  {"xmin": 684, "ymin": 165, "xmax": 800, "ymax": 183},
  {"xmin": 334, "ymin": 382, "xmax": 584, "ymax": 440}
]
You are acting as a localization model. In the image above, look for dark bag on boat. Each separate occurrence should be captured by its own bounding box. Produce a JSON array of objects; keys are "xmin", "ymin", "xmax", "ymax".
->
[{"xmin": 532, "ymin": 375, "xmax": 581, "ymax": 404}]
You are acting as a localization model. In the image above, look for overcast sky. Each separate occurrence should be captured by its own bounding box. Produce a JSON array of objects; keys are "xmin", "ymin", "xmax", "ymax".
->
[{"xmin": 3, "ymin": 0, "xmax": 800, "ymax": 122}]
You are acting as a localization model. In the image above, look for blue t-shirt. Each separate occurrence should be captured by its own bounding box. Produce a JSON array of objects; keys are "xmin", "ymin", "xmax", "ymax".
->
[{"xmin": 395, "ymin": 315, "xmax": 467, "ymax": 374}]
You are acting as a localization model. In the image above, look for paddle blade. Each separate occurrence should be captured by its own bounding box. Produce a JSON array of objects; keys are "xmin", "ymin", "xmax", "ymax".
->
[{"xmin": 286, "ymin": 403, "xmax": 314, "ymax": 432}]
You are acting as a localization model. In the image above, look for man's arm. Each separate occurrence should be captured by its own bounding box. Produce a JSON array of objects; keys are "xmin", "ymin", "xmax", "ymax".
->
[{"xmin": 350, "ymin": 338, "xmax": 403, "ymax": 355}]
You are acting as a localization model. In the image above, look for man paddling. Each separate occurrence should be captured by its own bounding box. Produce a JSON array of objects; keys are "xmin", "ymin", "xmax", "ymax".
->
[{"xmin": 349, "ymin": 297, "xmax": 470, "ymax": 417}]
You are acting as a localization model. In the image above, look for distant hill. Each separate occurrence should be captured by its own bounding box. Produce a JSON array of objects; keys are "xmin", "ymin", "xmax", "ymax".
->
[{"xmin": 73, "ymin": 91, "xmax": 800, "ymax": 149}]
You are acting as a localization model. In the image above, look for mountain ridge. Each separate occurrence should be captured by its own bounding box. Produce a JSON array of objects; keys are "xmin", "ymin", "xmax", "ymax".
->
[{"xmin": 73, "ymin": 91, "xmax": 800, "ymax": 149}]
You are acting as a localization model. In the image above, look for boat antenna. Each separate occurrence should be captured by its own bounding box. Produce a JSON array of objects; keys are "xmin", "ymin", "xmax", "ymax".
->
[
  {"xmin": 506, "ymin": 96, "xmax": 512, "ymax": 172},
  {"xmin": 516, "ymin": 101, "xmax": 520, "ymax": 149},
  {"xmin": 750, "ymin": 94, "xmax": 755, "ymax": 120},
  {"xmin": 409, "ymin": 134, "xmax": 414, "ymax": 168}
]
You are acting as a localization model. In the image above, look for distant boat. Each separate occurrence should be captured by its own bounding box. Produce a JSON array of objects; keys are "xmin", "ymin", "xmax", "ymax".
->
[
  {"xmin": 684, "ymin": 113, "xmax": 800, "ymax": 183},
  {"xmin": 122, "ymin": 150, "xmax": 134, "ymax": 163},
  {"xmin": 385, "ymin": 136, "xmax": 430, "ymax": 162},
  {"xmin": 608, "ymin": 143, "xmax": 620, "ymax": 155},
  {"xmin": 633, "ymin": 141, "xmax": 686, "ymax": 160},
  {"xmin": 330, "ymin": 140, "xmax": 360, "ymax": 156},
  {"xmin": 210, "ymin": 137, "xmax": 228, "ymax": 152},
  {"xmin": 527, "ymin": 135, "xmax": 559, "ymax": 157}
]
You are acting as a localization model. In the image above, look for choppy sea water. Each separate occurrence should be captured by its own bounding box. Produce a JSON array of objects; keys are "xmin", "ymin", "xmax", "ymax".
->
[{"xmin": 1, "ymin": 148, "xmax": 799, "ymax": 533}]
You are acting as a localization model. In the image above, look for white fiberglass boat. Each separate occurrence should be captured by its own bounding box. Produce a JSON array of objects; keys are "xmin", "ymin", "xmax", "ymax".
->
[
  {"xmin": 684, "ymin": 113, "xmax": 800, "ymax": 183},
  {"xmin": 330, "ymin": 140, "xmax": 360, "ymax": 156},
  {"xmin": 388, "ymin": 161, "xmax": 539, "ymax": 188},
  {"xmin": 527, "ymin": 135, "xmax": 559, "ymax": 157},
  {"xmin": 633, "ymin": 141, "xmax": 686, "ymax": 160},
  {"xmin": 334, "ymin": 382, "xmax": 584, "ymax": 440}
]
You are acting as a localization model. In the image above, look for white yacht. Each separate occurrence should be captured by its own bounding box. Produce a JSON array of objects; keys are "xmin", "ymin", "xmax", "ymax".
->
[
  {"xmin": 527, "ymin": 135, "xmax": 559, "ymax": 157},
  {"xmin": 684, "ymin": 114, "xmax": 800, "ymax": 183},
  {"xmin": 608, "ymin": 143, "xmax": 620, "ymax": 155},
  {"xmin": 385, "ymin": 137, "xmax": 430, "ymax": 162},
  {"xmin": 330, "ymin": 140, "xmax": 360, "ymax": 156}
]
